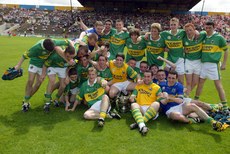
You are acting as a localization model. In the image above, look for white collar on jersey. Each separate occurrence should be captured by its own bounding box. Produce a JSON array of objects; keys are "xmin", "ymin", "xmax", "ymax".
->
[{"xmin": 87, "ymin": 78, "xmax": 97, "ymax": 87}]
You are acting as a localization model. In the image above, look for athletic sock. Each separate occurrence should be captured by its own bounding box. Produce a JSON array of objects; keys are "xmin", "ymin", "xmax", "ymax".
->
[
  {"xmin": 221, "ymin": 101, "xmax": 228, "ymax": 111},
  {"xmin": 44, "ymin": 93, "xmax": 52, "ymax": 103},
  {"xmin": 23, "ymin": 96, "xmax": 31, "ymax": 103},
  {"xmin": 205, "ymin": 117, "xmax": 215, "ymax": 125},
  {"xmin": 100, "ymin": 111, "xmax": 107, "ymax": 119},
  {"xmin": 144, "ymin": 107, "xmax": 157, "ymax": 123},
  {"xmin": 131, "ymin": 108, "xmax": 144, "ymax": 128}
]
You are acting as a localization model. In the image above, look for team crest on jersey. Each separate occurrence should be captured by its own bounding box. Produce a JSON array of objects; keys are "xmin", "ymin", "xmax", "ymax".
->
[
  {"xmin": 177, "ymin": 36, "xmax": 181, "ymax": 39},
  {"xmin": 129, "ymin": 44, "xmax": 132, "ymax": 48},
  {"xmin": 138, "ymin": 46, "xmax": 142, "ymax": 49},
  {"xmin": 149, "ymin": 87, "xmax": 152, "ymax": 91},
  {"xmin": 162, "ymin": 87, "xmax": 165, "ymax": 91},
  {"xmin": 122, "ymin": 71, "xmax": 125, "ymax": 74},
  {"xmin": 148, "ymin": 42, "xmax": 151, "ymax": 45},
  {"xmin": 167, "ymin": 36, "xmax": 171, "ymax": 40},
  {"xmin": 30, "ymin": 65, "xmax": 33, "ymax": 69},
  {"xmin": 211, "ymin": 40, "xmax": 214, "ymax": 44},
  {"xmin": 42, "ymin": 51, "xmax": 47, "ymax": 55},
  {"xmin": 185, "ymin": 42, "xmax": 189, "ymax": 45},
  {"xmin": 157, "ymin": 43, "xmax": 161, "ymax": 47},
  {"xmin": 172, "ymin": 88, "xmax": 176, "ymax": 93}
]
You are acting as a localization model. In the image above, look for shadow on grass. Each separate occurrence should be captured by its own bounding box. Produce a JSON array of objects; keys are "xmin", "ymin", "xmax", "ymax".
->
[{"xmin": 0, "ymin": 104, "xmax": 88, "ymax": 136}]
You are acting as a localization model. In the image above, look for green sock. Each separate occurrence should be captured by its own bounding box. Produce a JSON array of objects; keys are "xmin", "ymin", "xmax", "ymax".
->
[
  {"xmin": 44, "ymin": 93, "xmax": 52, "ymax": 103},
  {"xmin": 23, "ymin": 96, "xmax": 31, "ymax": 103},
  {"xmin": 131, "ymin": 108, "xmax": 144, "ymax": 125},
  {"xmin": 221, "ymin": 102, "xmax": 228, "ymax": 111},
  {"xmin": 205, "ymin": 117, "xmax": 215, "ymax": 125},
  {"xmin": 194, "ymin": 96, "xmax": 199, "ymax": 100},
  {"xmin": 144, "ymin": 107, "xmax": 157, "ymax": 123}
]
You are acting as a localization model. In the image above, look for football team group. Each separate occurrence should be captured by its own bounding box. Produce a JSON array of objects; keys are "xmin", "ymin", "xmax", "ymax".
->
[{"xmin": 12, "ymin": 17, "xmax": 229, "ymax": 135}]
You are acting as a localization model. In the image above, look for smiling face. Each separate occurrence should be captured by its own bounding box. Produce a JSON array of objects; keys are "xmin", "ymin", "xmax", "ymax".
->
[
  {"xmin": 143, "ymin": 71, "xmax": 152, "ymax": 85},
  {"xmin": 115, "ymin": 56, "xmax": 124, "ymax": 67},
  {"xmin": 184, "ymin": 24, "xmax": 195, "ymax": 39},
  {"xmin": 116, "ymin": 21, "xmax": 124, "ymax": 32},
  {"xmin": 167, "ymin": 73, "xmax": 177, "ymax": 86},
  {"xmin": 170, "ymin": 21, "xmax": 179, "ymax": 31}
]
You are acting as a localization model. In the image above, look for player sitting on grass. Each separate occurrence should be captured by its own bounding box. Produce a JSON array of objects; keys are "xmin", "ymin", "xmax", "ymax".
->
[
  {"xmin": 160, "ymin": 70, "xmax": 227, "ymax": 131},
  {"xmin": 129, "ymin": 70, "xmax": 163, "ymax": 136},
  {"xmin": 68, "ymin": 67, "xmax": 120, "ymax": 127}
]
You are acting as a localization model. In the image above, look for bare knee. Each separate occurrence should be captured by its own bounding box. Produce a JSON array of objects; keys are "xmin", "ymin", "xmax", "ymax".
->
[{"xmin": 131, "ymin": 103, "xmax": 139, "ymax": 110}]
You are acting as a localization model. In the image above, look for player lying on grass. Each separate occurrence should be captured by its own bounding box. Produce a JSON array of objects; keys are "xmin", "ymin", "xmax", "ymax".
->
[{"xmin": 159, "ymin": 70, "xmax": 228, "ymax": 131}]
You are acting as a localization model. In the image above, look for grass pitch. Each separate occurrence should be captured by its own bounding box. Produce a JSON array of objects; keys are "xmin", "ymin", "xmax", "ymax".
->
[{"xmin": 0, "ymin": 36, "xmax": 230, "ymax": 154}]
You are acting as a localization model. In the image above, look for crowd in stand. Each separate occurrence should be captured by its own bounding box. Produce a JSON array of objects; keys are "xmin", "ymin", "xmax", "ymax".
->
[{"xmin": 0, "ymin": 7, "xmax": 230, "ymax": 41}]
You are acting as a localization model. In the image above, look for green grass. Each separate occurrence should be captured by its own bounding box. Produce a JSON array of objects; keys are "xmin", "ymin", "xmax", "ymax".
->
[{"xmin": 0, "ymin": 36, "xmax": 230, "ymax": 154}]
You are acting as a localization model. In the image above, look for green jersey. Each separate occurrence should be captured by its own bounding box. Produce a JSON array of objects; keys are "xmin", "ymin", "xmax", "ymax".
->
[
  {"xmin": 77, "ymin": 79, "xmax": 105, "ymax": 107},
  {"xmin": 201, "ymin": 32, "xmax": 227, "ymax": 63},
  {"xmin": 76, "ymin": 63, "xmax": 92, "ymax": 86},
  {"xmin": 144, "ymin": 35, "xmax": 166, "ymax": 66},
  {"xmin": 183, "ymin": 31, "xmax": 206, "ymax": 60},
  {"xmin": 23, "ymin": 39, "xmax": 70, "ymax": 67},
  {"xmin": 97, "ymin": 67, "xmax": 113, "ymax": 81},
  {"xmin": 161, "ymin": 29, "xmax": 185, "ymax": 63},
  {"xmin": 109, "ymin": 31, "xmax": 129, "ymax": 59},
  {"xmin": 99, "ymin": 28, "xmax": 116, "ymax": 45},
  {"xmin": 125, "ymin": 38, "xmax": 146, "ymax": 62},
  {"xmin": 44, "ymin": 52, "xmax": 68, "ymax": 68},
  {"xmin": 64, "ymin": 80, "xmax": 79, "ymax": 94}
]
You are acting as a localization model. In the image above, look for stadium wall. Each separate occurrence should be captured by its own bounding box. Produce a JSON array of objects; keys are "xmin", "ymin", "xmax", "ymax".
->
[
  {"xmin": 0, "ymin": 4, "xmax": 19, "ymax": 8},
  {"xmin": 19, "ymin": 5, "xmax": 54, "ymax": 10}
]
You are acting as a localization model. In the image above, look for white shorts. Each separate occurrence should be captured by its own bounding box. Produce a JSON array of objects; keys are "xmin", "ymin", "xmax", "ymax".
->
[
  {"xmin": 200, "ymin": 62, "xmax": 220, "ymax": 80},
  {"xmin": 185, "ymin": 59, "xmax": 201, "ymax": 75},
  {"xmin": 140, "ymin": 105, "xmax": 159, "ymax": 120},
  {"xmin": 112, "ymin": 80, "xmax": 132, "ymax": 93},
  {"xmin": 47, "ymin": 67, "xmax": 67, "ymax": 78},
  {"xmin": 28, "ymin": 64, "xmax": 42, "ymax": 75},
  {"xmin": 70, "ymin": 87, "xmax": 80, "ymax": 95},
  {"xmin": 166, "ymin": 58, "xmax": 184, "ymax": 75},
  {"xmin": 89, "ymin": 100, "xmax": 111, "ymax": 112},
  {"xmin": 166, "ymin": 102, "xmax": 185, "ymax": 118}
]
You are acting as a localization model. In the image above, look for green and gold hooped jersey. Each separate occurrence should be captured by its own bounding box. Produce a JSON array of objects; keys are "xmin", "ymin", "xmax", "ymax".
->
[
  {"xmin": 99, "ymin": 28, "xmax": 116, "ymax": 46},
  {"xmin": 97, "ymin": 67, "xmax": 113, "ymax": 81},
  {"xmin": 144, "ymin": 35, "xmax": 166, "ymax": 66},
  {"xmin": 76, "ymin": 63, "xmax": 92, "ymax": 86},
  {"xmin": 183, "ymin": 31, "xmax": 206, "ymax": 60},
  {"xmin": 109, "ymin": 60, "xmax": 137, "ymax": 83},
  {"xmin": 23, "ymin": 39, "xmax": 70, "ymax": 67},
  {"xmin": 64, "ymin": 79, "xmax": 79, "ymax": 94},
  {"xmin": 44, "ymin": 52, "xmax": 67, "ymax": 68},
  {"xmin": 161, "ymin": 29, "xmax": 185, "ymax": 63},
  {"xmin": 132, "ymin": 82, "xmax": 161, "ymax": 106},
  {"xmin": 125, "ymin": 38, "xmax": 146, "ymax": 62},
  {"xmin": 201, "ymin": 32, "xmax": 227, "ymax": 63},
  {"xmin": 77, "ymin": 79, "xmax": 105, "ymax": 107},
  {"xmin": 109, "ymin": 31, "xmax": 129, "ymax": 59}
]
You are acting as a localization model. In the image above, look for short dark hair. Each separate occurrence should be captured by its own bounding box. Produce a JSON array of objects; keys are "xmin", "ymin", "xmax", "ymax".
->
[
  {"xmin": 43, "ymin": 39, "xmax": 55, "ymax": 52},
  {"xmin": 65, "ymin": 45, "xmax": 75, "ymax": 55},
  {"xmin": 68, "ymin": 68, "xmax": 77, "ymax": 76},
  {"xmin": 105, "ymin": 19, "xmax": 113, "ymax": 25},
  {"xmin": 168, "ymin": 70, "xmax": 178, "ymax": 78},
  {"xmin": 116, "ymin": 52, "xmax": 125, "ymax": 60},
  {"xmin": 205, "ymin": 20, "xmax": 215, "ymax": 27},
  {"xmin": 144, "ymin": 70, "xmax": 153, "ymax": 76},
  {"xmin": 150, "ymin": 64, "xmax": 159, "ymax": 70}
]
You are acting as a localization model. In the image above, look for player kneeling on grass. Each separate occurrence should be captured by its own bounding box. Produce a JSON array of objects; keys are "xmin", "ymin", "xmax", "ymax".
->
[
  {"xmin": 68, "ymin": 67, "xmax": 119, "ymax": 127},
  {"xmin": 129, "ymin": 70, "xmax": 163, "ymax": 135},
  {"xmin": 41, "ymin": 45, "xmax": 76, "ymax": 112},
  {"xmin": 160, "ymin": 70, "xmax": 227, "ymax": 131},
  {"xmin": 61, "ymin": 68, "xmax": 80, "ymax": 111}
]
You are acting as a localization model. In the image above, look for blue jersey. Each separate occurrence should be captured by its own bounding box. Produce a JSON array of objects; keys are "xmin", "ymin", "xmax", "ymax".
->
[
  {"xmin": 159, "ymin": 81, "xmax": 184, "ymax": 114},
  {"xmin": 86, "ymin": 28, "xmax": 102, "ymax": 40}
]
